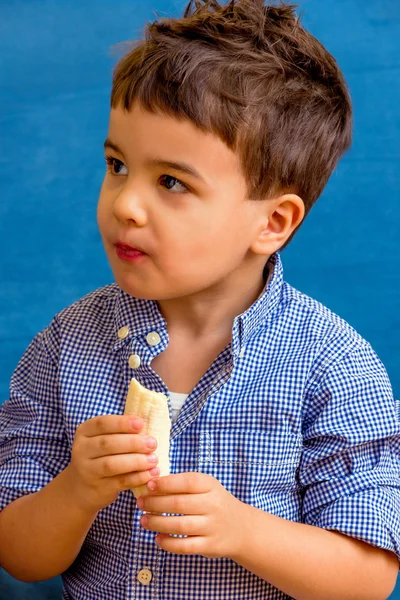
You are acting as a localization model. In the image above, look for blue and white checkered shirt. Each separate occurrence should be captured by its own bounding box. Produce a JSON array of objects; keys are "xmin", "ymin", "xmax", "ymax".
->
[{"xmin": 1, "ymin": 252, "xmax": 399, "ymax": 599}]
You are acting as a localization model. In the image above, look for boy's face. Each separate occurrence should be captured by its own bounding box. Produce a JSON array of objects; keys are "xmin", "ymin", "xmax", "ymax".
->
[{"xmin": 97, "ymin": 100, "xmax": 270, "ymax": 301}]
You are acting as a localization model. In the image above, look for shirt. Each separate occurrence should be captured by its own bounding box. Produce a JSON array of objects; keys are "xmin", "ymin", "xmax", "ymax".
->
[{"xmin": 1, "ymin": 251, "xmax": 399, "ymax": 600}]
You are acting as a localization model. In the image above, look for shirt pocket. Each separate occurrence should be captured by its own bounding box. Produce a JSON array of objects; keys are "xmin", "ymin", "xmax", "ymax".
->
[{"xmin": 198, "ymin": 428, "xmax": 302, "ymax": 516}]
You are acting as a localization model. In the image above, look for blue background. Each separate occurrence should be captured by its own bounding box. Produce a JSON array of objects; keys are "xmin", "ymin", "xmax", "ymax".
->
[{"xmin": 1, "ymin": 0, "xmax": 399, "ymax": 597}]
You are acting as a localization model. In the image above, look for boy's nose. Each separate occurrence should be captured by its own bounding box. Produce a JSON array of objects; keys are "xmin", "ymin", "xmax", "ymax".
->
[{"xmin": 113, "ymin": 186, "xmax": 148, "ymax": 227}]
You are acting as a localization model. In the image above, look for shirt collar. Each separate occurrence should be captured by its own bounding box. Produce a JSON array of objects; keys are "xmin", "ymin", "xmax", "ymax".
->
[
  {"xmin": 231, "ymin": 251, "xmax": 283, "ymax": 358},
  {"xmin": 113, "ymin": 251, "xmax": 283, "ymax": 354},
  {"xmin": 113, "ymin": 291, "xmax": 167, "ymax": 352}
]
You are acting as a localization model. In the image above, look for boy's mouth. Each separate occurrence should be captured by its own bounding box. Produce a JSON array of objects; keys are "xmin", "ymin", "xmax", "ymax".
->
[{"xmin": 115, "ymin": 241, "xmax": 146, "ymax": 262}]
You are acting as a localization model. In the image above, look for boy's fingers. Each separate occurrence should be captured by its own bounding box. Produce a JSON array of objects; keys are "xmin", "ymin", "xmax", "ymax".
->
[
  {"xmin": 89, "ymin": 432, "xmax": 157, "ymax": 459},
  {"xmin": 79, "ymin": 414, "xmax": 144, "ymax": 438},
  {"xmin": 147, "ymin": 472, "xmax": 212, "ymax": 495},
  {"xmin": 92, "ymin": 452, "xmax": 158, "ymax": 478}
]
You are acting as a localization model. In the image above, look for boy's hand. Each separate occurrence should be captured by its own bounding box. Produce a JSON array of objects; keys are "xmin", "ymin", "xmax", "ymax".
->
[
  {"xmin": 67, "ymin": 415, "xmax": 160, "ymax": 513},
  {"xmin": 137, "ymin": 472, "xmax": 248, "ymax": 559}
]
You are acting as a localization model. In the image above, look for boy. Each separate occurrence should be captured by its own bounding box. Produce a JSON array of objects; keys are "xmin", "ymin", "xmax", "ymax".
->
[{"xmin": 0, "ymin": 0, "xmax": 399, "ymax": 598}]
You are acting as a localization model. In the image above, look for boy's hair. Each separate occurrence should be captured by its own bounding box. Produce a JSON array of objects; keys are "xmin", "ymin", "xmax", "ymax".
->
[{"xmin": 111, "ymin": 0, "xmax": 352, "ymax": 246}]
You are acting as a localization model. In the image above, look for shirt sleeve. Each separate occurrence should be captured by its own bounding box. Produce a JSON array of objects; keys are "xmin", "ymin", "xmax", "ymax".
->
[
  {"xmin": 0, "ymin": 319, "xmax": 71, "ymax": 512},
  {"xmin": 299, "ymin": 341, "xmax": 400, "ymax": 565}
]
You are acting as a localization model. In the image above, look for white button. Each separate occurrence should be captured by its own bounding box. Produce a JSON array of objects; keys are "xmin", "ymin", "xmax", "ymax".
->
[
  {"xmin": 239, "ymin": 347, "xmax": 245, "ymax": 358},
  {"xmin": 128, "ymin": 354, "xmax": 141, "ymax": 369},
  {"xmin": 117, "ymin": 326, "xmax": 129, "ymax": 340},
  {"xmin": 146, "ymin": 331, "xmax": 161, "ymax": 346},
  {"xmin": 137, "ymin": 568, "xmax": 152, "ymax": 585}
]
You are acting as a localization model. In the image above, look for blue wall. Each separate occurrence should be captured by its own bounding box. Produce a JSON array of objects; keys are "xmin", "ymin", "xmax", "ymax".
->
[{"xmin": 1, "ymin": 0, "xmax": 399, "ymax": 597}]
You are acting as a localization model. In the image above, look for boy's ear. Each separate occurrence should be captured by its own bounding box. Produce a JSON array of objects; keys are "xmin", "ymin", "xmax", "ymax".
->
[{"xmin": 250, "ymin": 193, "xmax": 305, "ymax": 255}]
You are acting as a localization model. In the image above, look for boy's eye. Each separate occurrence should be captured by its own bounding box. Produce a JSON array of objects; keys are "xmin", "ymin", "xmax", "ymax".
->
[
  {"xmin": 105, "ymin": 156, "xmax": 128, "ymax": 176},
  {"xmin": 159, "ymin": 174, "xmax": 189, "ymax": 194}
]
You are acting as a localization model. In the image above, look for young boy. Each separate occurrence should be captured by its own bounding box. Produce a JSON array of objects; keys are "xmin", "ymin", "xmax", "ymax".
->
[{"xmin": 0, "ymin": 1, "xmax": 399, "ymax": 598}]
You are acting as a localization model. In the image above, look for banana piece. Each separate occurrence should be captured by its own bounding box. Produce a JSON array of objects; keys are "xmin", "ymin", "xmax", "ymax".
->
[{"xmin": 124, "ymin": 377, "xmax": 171, "ymax": 498}]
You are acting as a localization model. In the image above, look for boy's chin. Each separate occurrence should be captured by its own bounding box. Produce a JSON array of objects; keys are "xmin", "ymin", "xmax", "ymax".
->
[
  {"xmin": 113, "ymin": 276, "xmax": 175, "ymax": 302},
  {"xmin": 115, "ymin": 277, "xmax": 204, "ymax": 303},
  {"xmin": 115, "ymin": 278, "xmax": 158, "ymax": 300}
]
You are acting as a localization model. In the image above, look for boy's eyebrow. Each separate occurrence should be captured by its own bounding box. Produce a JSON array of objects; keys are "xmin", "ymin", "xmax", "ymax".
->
[{"xmin": 103, "ymin": 138, "xmax": 209, "ymax": 185}]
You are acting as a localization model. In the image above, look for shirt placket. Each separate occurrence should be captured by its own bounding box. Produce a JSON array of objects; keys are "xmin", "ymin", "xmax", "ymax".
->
[
  {"xmin": 127, "ymin": 506, "xmax": 163, "ymax": 600},
  {"xmin": 119, "ymin": 324, "xmax": 169, "ymax": 599}
]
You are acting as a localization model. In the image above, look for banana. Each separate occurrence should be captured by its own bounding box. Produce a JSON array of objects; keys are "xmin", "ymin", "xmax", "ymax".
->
[{"xmin": 124, "ymin": 377, "xmax": 171, "ymax": 498}]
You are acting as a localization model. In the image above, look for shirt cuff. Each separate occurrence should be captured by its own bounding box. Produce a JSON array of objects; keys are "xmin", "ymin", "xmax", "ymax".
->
[
  {"xmin": 303, "ymin": 487, "xmax": 400, "ymax": 567},
  {"xmin": 0, "ymin": 456, "xmax": 54, "ymax": 512}
]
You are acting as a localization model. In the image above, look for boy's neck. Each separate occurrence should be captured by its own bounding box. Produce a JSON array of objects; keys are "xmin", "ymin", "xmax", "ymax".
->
[{"xmin": 156, "ymin": 257, "xmax": 270, "ymax": 340}]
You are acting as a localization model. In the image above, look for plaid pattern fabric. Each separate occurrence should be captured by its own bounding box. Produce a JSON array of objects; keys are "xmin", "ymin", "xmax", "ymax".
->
[{"xmin": 1, "ymin": 251, "xmax": 399, "ymax": 600}]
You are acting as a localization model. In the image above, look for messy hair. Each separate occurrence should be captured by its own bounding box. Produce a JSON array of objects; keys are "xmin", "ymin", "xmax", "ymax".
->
[{"xmin": 111, "ymin": 0, "xmax": 352, "ymax": 246}]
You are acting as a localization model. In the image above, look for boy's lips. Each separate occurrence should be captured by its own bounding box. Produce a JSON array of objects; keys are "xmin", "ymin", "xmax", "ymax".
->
[
  {"xmin": 114, "ymin": 241, "xmax": 147, "ymax": 262},
  {"xmin": 115, "ymin": 241, "xmax": 146, "ymax": 254}
]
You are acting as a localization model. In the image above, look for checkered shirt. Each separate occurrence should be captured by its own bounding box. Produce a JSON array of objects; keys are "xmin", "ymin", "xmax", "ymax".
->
[{"xmin": 1, "ymin": 252, "xmax": 399, "ymax": 600}]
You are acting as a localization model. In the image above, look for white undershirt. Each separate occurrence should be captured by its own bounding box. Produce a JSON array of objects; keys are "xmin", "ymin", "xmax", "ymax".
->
[{"xmin": 169, "ymin": 391, "xmax": 189, "ymax": 423}]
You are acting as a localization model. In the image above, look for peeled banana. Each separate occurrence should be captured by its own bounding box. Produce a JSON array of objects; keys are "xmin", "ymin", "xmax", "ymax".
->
[{"xmin": 124, "ymin": 377, "xmax": 171, "ymax": 498}]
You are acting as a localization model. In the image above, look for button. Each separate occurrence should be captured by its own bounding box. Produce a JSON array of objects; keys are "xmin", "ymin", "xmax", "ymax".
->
[
  {"xmin": 146, "ymin": 331, "xmax": 161, "ymax": 346},
  {"xmin": 117, "ymin": 326, "xmax": 129, "ymax": 340},
  {"xmin": 128, "ymin": 354, "xmax": 141, "ymax": 369},
  {"xmin": 239, "ymin": 347, "xmax": 246, "ymax": 358},
  {"xmin": 137, "ymin": 568, "xmax": 152, "ymax": 585}
]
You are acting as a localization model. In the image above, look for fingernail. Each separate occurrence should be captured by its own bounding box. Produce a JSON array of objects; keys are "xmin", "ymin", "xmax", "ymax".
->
[
  {"xmin": 145, "ymin": 437, "xmax": 157, "ymax": 449},
  {"xmin": 147, "ymin": 479, "xmax": 157, "ymax": 491},
  {"xmin": 149, "ymin": 467, "xmax": 160, "ymax": 476},
  {"xmin": 147, "ymin": 453, "xmax": 158, "ymax": 464},
  {"xmin": 141, "ymin": 514, "xmax": 148, "ymax": 527},
  {"xmin": 130, "ymin": 418, "xmax": 142, "ymax": 430}
]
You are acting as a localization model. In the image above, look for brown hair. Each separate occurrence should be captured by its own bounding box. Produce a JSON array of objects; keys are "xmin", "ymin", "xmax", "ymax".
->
[{"xmin": 111, "ymin": 0, "xmax": 352, "ymax": 247}]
